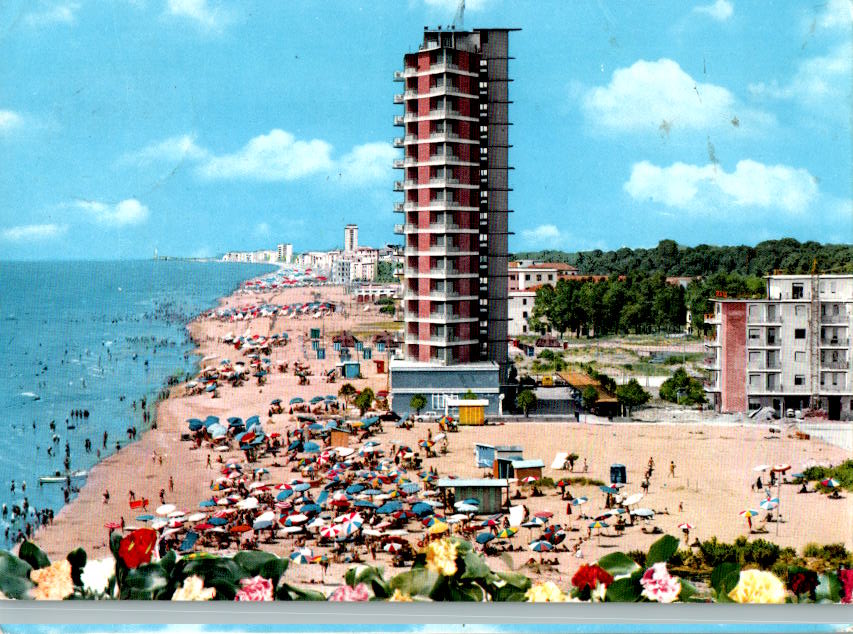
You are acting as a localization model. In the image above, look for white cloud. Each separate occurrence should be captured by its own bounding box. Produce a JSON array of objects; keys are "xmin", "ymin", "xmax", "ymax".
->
[
  {"xmin": 0, "ymin": 110, "xmax": 24, "ymax": 133},
  {"xmin": 24, "ymin": 2, "xmax": 80, "ymax": 27},
  {"xmin": 520, "ymin": 224, "xmax": 564, "ymax": 247},
  {"xmin": 748, "ymin": 41, "xmax": 852, "ymax": 113},
  {"xmin": 1, "ymin": 223, "xmax": 67, "ymax": 242},
  {"xmin": 165, "ymin": 0, "xmax": 232, "ymax": 32},
  {"xmin": 74, "ymin": 198, "xmax": 150, "ymax": 226},
  {"xmin": 582, "ymin": 58, "xmax": 771, "ymax": 134},
  {"xmin": 815, "ymin": 0, "xmax": 853, "ymax": 30},
  {"xmin": 624, "ymin": 159, "xmax": 819, "ymax": 215},
  {"xmin": 694, "ymin": 0, "xmax": 733, "ymax": 21},
  {"xmin": 120, "ymin": 133, "xmax": 209, "ymax": 166},
  {"xmin": 335, "ymin": 142, "xmax": 397, "ymax": 185},
  {"xmin": 198, "ymin": 129, "xmax": 334, "ymax": 181}
]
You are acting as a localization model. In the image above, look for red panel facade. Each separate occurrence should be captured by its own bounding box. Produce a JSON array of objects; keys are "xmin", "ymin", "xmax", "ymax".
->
[{"xmin": 721, "ymin": 302, "xmax": 748, "ymax": 413}]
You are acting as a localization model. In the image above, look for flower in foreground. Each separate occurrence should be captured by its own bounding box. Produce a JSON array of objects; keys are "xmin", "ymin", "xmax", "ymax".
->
[
  {"xmin": 389, "ymin": 588, "xmax": 413, "ymax": 602},
  {"xmin": 172, "ymin": 575, "xmax": 216, "ymax": 601},
  {"xmin": 571, "ymin": 564, "xmax": 614, "ymax": 592},
  {"xmin": 80, "ymin": 557, "xmax": 116, "ymax": 595},
  {"xmin": 640, "ymin": 562, "xmax": 681, "ymax": 603},
  {"xmin": 328, "ymin": 583, "xmax": 370, "ymax": 602},
  {"xmin": 235, "ymin": 575, "xmax": 273, "ymax": 601},
  {"xmin": 118, "ymin": 528, "xmax": 158, "ymax": 569},
  {"xmin": 525, "ymin": 581, "xmax": 566, "ymax": 603},
  {"xmin": 788, "ymin": 570, "xmax": 818, "ymax": 598},
  {"xmin": 30, "ymin": 560, "xmax": 74, "ymax": 600},
  {"xmin": 728, "ymin": 569, "xmax": 786, "ymax": 604},
  {"xmin": 838, "ymin": 568, "xmax": 853, "ymax": 604},
  {"xmin": 425, "ymin": 538, "xmax": 458, "ymax": 577}
]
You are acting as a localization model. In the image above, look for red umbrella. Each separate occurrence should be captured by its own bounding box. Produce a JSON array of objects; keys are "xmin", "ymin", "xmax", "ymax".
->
[
  {"xmin": 194, "ymin": 523, "xmax": 214, "ymax": 531},
  {"xmin": 534, "ymin": 511, "xmax": 553, "ymax": 519},
  {"xmin": 230, "ymin": 524, "xmax": 251, "ymax": 533},
  {"xmin": 104, "ymin": 521, "xmax": 122, "ymax": 529}
]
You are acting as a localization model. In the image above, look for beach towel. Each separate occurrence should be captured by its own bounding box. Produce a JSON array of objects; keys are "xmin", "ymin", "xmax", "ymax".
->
[
  {"xmin": 551, "ymin": 452, "xmax": 568, "ymax": 470},
  {"xmin": 509, "ymin": 505, "xmax": 524, "ymax": 527}
]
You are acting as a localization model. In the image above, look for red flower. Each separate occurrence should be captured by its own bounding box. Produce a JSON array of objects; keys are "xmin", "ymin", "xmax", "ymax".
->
[
  {"xmin": 118, "ymin": 528, "xmax": 158, "ymax": 569},
  {"xmin": 571, "ymin": 564, "xmax": 614, "ymax": 591},
  {"xmin": 788, "ymin": 571, "xmax": 818, "ymax": 597},
  {"xmin": 328, "ymin": 583, "xmax": 370, "ymax": 602},
  {"xmin": 839, "ymin": 568, "xmax": 853, "ymax": 604},
  {"xmin": 235, "ymin": 575, "xmax": 274, "ymax": 601}
]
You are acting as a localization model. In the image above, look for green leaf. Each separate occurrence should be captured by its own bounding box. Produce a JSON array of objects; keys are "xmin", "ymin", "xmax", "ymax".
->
[
  {"xmin": 345, "ymin": 568, "xmax": 357, "ymax": 588},
  {"xmin": 645, "ymin": 535, "xmax": 679, "ymax": 567},
  {"xmin": 597, "ymin": 552, "xmax": 641, "ymax": 578},
  {"xmin": 178, "ymin": 557, "xmax": 247, "ymax": 600},
  {"xmin": 0, "ymin": 551, "xmax": 34, "ymax": 600},
  {"xmin": 389, "ymin": 568, "xmax": 440, "ymax": 597},
  {"xmin": 123, "ymin": 562, "xmax": 170, "ymax": 600},
  {"xmin": 678, "ymin": 579, "xmax": 697, "ymax": 602},
  {"xmin": 710, "ymin": 562, "xmax": 740, "ymax": 593},
  {"xmin": 460, "ymin": 549, "xmax": 493, "ymax": 581},
  {"xmin": 277, "ymin": 582, "xmax": 326, "ymax": 601},
  {"xmin": 495, "ymin": 571, "xmax": 532, "ymax": 591},
  {"xmin": 159, "ymin": 550, "xmax": 177, "ymax": 575},
  {"xmin": 448, "ymin": 582, "xmax": 485, "ymax": 601},
  {"xmin": 605, "ymin": 577, "xmax": 640, "ymax": 602},
  {"xmin": 233, "ymin": 550, "xmax": 280, "ymax": 576},
  {"xmin": 18, "ymin": 541, "xmax": 50, "ymax": 570},
  {"xmin": 66, "ymin": 548, "xmax": 87, "ymax": 587},
  {"xmin": 499, "ymin": 553, "xmax": 516, "ymax": 572},
  {"xmin": 815, "ymin": 573, "xmax": 841, "ymax": 604}
]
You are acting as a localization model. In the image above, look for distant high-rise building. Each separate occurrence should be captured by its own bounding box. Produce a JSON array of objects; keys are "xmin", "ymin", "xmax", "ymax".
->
[
  {"xmin": 390, "ymin": 26, "xmax": 518, "ymax": 416},
  {"xmin": 277, "ymin": 243, "xmax": 293, "ymax": 264},
  {"xmin": 344, "ymin": 224, "xmax": 358, "ymax": 253}
]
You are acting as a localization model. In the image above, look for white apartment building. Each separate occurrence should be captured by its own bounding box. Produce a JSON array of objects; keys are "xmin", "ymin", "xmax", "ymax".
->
[
  {"xmin": 509, "ymin": 261, "xmax": 577, "ymax": 291},
  {"xmin": 705, "ymin": 274, "xmax": 853, "ymax": 420},
  {"xmin": 276, "ymin": 243, "xmax": 293, "ymax": 264},
  {"xmin": 344, "ymin": 224, "xmax": 358, "ymax": 253},
  {"xmin": 508, "ymin": 290, "xmax": 537, "ymax": 336}
]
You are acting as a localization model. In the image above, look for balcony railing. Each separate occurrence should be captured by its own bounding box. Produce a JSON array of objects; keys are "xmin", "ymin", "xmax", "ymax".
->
[
  {"xmin": 393, "ymin": 224, "xmax": 404, "ymax": 235},
  {"xmin": 821, "ymin": 314, "xmax": 850, "ymax": 324},
  {"xmin": 393, "ymin": 70, "xmax": 405, "ymax": 81},
  {"xmin": 820, "ymin": 383, "xmax": 848, "ymax": 393},
  {"xmin": 393, "ymin": 115, "xmax": 404, "ymax": 126},
  {"xmin": 393, "ymin": 94, "xmax": 404, "ymax": 104},
  {"xmin": 393, "ymin": 202, "xmax": 404, "ymax": 212},
  {"xmin": 821, "ymin": 360, "xmax": 850, "ymax": 370},
  {"xmin": 392, "ymin": 159, "xmax": 404, "ymax": 169},
  {"xmin": 821, "ymin": 338, "xmax": 849, "ymax": 347},
  {"xmin": 393, "ymin": 181, "xmax": 404, "ymax": 191}
]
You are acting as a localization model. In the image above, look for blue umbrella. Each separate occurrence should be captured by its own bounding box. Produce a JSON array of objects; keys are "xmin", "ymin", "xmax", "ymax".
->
[
  {"xmin": 199, "ymin": 500, "xmax": 216, "ymax": 508},
  {"xmin": 288, "ymin": 440, "xmax": 301, "ymax": 451},
  {"xmin": 376, "ymin": 501, "xmax": 403, "ymax": 514},
  {"xmin": 205, "ymin": 384, "xmax": 217, "ymax": 393},
  {"xmin": 290, "ymin": 397, "xmax": 304, "ymax": 404},
  {"xmin": 310, "ymin": 396, "xmax": 324, "ymax": 404},
  {"xmin": 461, "ymin": 498, "xmax": 480, "ymax": 506},
  {"xmin": 411, "ymin": 502, "xmax": 434, "ymax": 517},
  {"xmin": 362, "ymin": 416, "xmax": 379, "ymax": 424},
  {"xmin": 362, "ymin": 489, "xmax": 382, "ymax": 496},
  {"xmin": 599, "ymin": 485, "xmax": 619, "ymax": 495},
  {"xmin": 303, "ymin": 442, "xmax": 321, "ymax": 454},
  {"xmin": 136, "ymin": 514, "xmax": 155, "ymax": 522},
  {"xmin": 253, "ymin": 519, "xmax": 274, "ymax": 530},
  {"xmin": 187, "ymin": 418, "xmax": 204, "ymax": 431},
  {"xmin": 276, "ymin": 489, "xmax": 295, "ymax": 501},
  {"xmin": 204, "ymin": 416, "xmax": 219, "ymax": 427},
  {"xmin": 308, "ymin": 423, "xmax": 324, "ymax": 432},
  {"xmin": 529, "ymin": 540, "xmax": 554, "ymax": 552},
  {"xmin": 227, "ymin": 416, "xmax": 243, "ymax": 425},
  {"xmin": 354, "ymin": 500, "xmax": 376, "ymax": 509},
  {"xmin": 325, "ymin": 395, "xmax": 337, "ymax": 401},
  {"xmin": 292, "ymin": 483, "xmax": 311, "ymax": 492},
  {"xmin": 300, "ymin": 503, "xmax": 322, "ymax": 515},
  {"xmin": 346, "ymin": 484, "xmax": 365, "ymax": 495},
  {"xmin": 246, "ymin": 415, "xmax": 260, "ymax": 426},
  {"xmin": 209, "ymin": 517, "xmax": 228, "ymax": 526},
  {"xmin": 208, "ymin": 423, "xmax": 228, "ymax": 438},
  {"xmin": 476, "ymin": 532, "xmax": 495, "ymax": 544},
  {"xmin": 400, "ymin": 483, "xmax": 420, "ymax": 494}
]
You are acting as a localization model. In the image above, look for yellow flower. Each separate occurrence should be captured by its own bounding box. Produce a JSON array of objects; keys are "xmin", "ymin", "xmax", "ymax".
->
[
  {"xmin": 171, "ymin": 575, "xmax": 216, "ymax": 601},
  {"xmin": 728, "ymin": 569, "xmax": 786, "ymax": 604},
  {"xmin": 425, "ymin": 538, "xmax": 458, "ymax": 577},
  {"xmin": 30, "ymin": 560, "xmax": 74, "ymax": 600},
  {"xmin": 389, "ymin": 589, "xmax": 413, "ymax": 602},
  {"xmin": 525, "ymin": 581, "xmax": 567, "ymax": 603}
]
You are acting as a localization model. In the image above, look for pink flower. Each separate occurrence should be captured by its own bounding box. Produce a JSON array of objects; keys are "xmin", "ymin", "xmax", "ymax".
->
[
  {"xmin": 839, "ymin": 568, "xmax": 853, "ymax": 604},
  {"xmin": 234, "ymin": 575, "xmax": 273, "ymax": 601},
  {"xmin": 640, "ymin": 562, "xmax": 682, "ymax": 603},
  {"xmin": 328, "ymin": 583, "xmax": 370, "ymax": 602}
]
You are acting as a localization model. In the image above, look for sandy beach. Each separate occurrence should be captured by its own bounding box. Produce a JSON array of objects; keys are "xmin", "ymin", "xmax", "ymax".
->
[{"xmin": 33, "ymin": 281, "xmax": 853, "ymax": 589}]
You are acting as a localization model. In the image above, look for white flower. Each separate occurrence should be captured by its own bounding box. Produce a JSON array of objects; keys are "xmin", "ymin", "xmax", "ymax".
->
[
  {"xmin": 640, "ymin": 562, "xmax": 682, "ymax": 603},
  {"xmin": 591, "ymin": 582, "xmax": 607, "ymax": 602},
  {"xmin": 81, "ymin": 557, "xmax": 116, "ymax": 595}
]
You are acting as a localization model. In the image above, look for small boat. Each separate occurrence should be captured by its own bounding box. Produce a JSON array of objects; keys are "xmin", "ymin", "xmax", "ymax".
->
[{"xmin": 39, "ymin": 470, "xmax": 88, "ymax": 484}]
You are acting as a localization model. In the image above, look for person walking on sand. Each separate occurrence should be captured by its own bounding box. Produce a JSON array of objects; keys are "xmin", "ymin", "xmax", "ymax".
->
[
  {"xmin": 669, "ymin": 461, "xmax": 676, "ymax": 478},
  {"xmin": 103, "ymin": 489, "xmax": 110, "ymax": 504},
  {"xmin": 129, "ymin": 490, "xmax": 136, "ymax": 503},
  {"xmin": 159, "ymin": 488, "xmax": 165, "ymax": 504},
  {"xmin": 168, "ymin": 476, "xmax": 174, "ymax": 493},
  {"xmin": 207, "ymin": 454, "xmax": 212, "ymax": 468}
]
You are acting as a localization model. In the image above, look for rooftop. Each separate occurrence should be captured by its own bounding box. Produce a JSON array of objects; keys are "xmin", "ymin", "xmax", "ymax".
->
[{"xmin": 437, "ymin": 478, "xmax": 510, "ymax": 488}]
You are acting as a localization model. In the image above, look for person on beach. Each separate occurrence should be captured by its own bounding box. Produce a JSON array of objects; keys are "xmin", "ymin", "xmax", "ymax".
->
[
  {"xmin": 103, "ymin": 489, "xmax": 110, "ymax": 504},
  {"xmin": 169, "ymin": 476, "xmax": 174, "ymax": 493},
  {"xmin": 159, "ymin": 488, "xmax": 166, "ymax": 504},
  {"xmin": 669, "ymin": 461, "xmax": 676, "ymax": 478},
  {"xmin": 129, "ymin": 490, "xmax": 136, "ymax": 502}
]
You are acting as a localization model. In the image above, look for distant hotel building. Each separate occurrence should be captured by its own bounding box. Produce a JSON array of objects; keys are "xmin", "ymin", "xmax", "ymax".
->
[
  {"xmin": 344, "ymin": 224, "xmax": 359, "ymax": 253},
  {"xmin": 507, "ymin": 261, "xmax": 576, "ymax": 336},
  {"xmin": 390, "ymin": 26, "xmax": 518, "ymax": 415},
  {"xmin": 705, "ymin": 274, "xmax": 853, "ymax": 420},
  {"xmin": 277, "ymin": 243, "xmax": 293, "ymax": 264}
]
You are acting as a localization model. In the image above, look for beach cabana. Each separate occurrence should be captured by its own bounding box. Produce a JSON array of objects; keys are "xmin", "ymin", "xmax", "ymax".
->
[
  {"xmin": 510, "ymin": 459, "xmax": 544, "ymax": 481},
  {"xmin": 436, "ymin": 479, "xmax": 509, "ymax": 515}
]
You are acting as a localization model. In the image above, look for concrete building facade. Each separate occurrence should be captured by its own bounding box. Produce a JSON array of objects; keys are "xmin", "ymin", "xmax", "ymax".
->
[
  {"xmin": 277, "ymin": 243, "xmax": 293, "ymax": 264},
  {"xmin": 704, "ymin": 274, "xmax": 853, "ymax": 420},
  {"xmin": 390, "ymin": 26, "xmax": 516, "ymax": 413},
  {"xmin": 344, "ymin": 224, "xmax": 358, "ymax": 253}
]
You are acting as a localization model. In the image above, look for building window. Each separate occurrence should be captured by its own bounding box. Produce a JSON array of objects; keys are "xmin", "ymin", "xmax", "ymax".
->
[
  {"xmin": 794, "ymin": 351, "xmax": 805, "ymax": 363},
  {"xmin": 748, "ymin": 329, "xmax": 760, "ymax": 340},
  {"xmin": 794, "ymin": 375, "xmax": 805, "ymax": 386},
  {"xmin": 522, "ymin": 298, "xmax": 527, "ymax": 306},
  {"xmin": 524, "ymin": 274, "xmax": 530, "ymax": 281},
  {"xmin": 792, "ymin": 284, "xmax": 804, "ymax": 299},
  {"xmin": 522, "ymin": 311, "xmax": 528, "ymax": 318},
  {"xmin": 536, "ymin": 274, "xmax": 542, "ymax": 281},
  {"xmin": 795, "ymin": 305, "xmax": 806, "ymax": 316},
  {"xmin": 522, "ymin": 325, "xmax": 527, "ymax": 333},
  {"xmin": 794, "ymin": 329, "xmax": 806, "ymax": 339}
]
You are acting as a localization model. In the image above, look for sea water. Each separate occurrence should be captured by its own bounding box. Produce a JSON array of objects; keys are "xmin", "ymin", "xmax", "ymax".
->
[{"xmin": 0, "ymin": 260, "xmax": 275, "ymax": 548}]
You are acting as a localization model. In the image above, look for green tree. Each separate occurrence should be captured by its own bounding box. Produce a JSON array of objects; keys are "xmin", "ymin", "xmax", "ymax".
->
[
  {"xmin": 376, "ymin": 261, "xmax": 397, "ymax": 283},
  {"xmin": 616, "ymin": 379, "xmax": 651, "ymax": 416},
  {"xmin": 409, "ymin": 393, "xmax": 427, "ymax": 415},
  {"xmin": 462, "ymin": 390, "xmax": 478, "ymax": 400},
  {"xmin": 582, "ymin": 386, "xmax": 599, "ymax": 410},
  {"xmin": 338, "ymin": 383, "xmax": 357, "ymax": 408},
  {"xmin": 354, "ymin": 388, "xmax": 376, "ymax": 416},
  {"xmin": 379, "ymin": 303, "xmax": 395, "ymax": 315},
  {"xmin": 516, "ymin": 389, "xmax": 537, "ymax": 417}
]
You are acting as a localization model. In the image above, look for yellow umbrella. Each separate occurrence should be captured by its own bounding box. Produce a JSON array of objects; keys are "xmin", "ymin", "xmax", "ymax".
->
[{"xmin": 428, "ymin": 521, "xmax": 449, "ymax": 535}]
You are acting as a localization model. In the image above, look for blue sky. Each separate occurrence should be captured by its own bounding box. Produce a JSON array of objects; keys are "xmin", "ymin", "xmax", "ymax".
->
[{"xmin": 0, "ymin": 0, "xmax": 851, "ymax": 260}]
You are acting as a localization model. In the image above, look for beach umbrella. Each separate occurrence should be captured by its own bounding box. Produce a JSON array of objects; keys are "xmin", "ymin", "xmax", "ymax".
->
[
  {"xmin": 136, "ymin": 514, "xmax": 155, "ymax": 522},
  {"xmin": 549, "ymin": 530, "xmax": 567, "ymax": 545},
  {"xmin": 230, "ymin": 524, "xmax": 251, "ymax": 534},
  {"xmin": 253, "ymin": 519, "xmax": 273, "ymax": 530},
  {"xmin": 399, "ymin": 482, "xmax": 420, "ymax": 494},
  {"xmin": 480, "ymin": 517, "xmax": 501, "ymax": 528},
  {"xmin": 383, "ymin": 542, "xmax": 404, "ymax": 554},
  {"xmin": 353, "ymin": 500, "xmax": 376, "ymax": 509},
  {"xmin": 588, "ymin": 520, "xmax": 609, "ymax": 529},
  {"xmin": 529, "ymin": 540, "xmax": 553, "ymax": 552},
  {"xmin": 599, "ymin": 485, "xmax": 618, "ymax": 494},
  {"xmin": 753, "ymin": 464, "xmax": 770, "ymax": 472},
  {"xmin": 428, "ymin": 521, "xmax": 449, "ymax": 535},
  {"xmin": 208, "ymin": 517, "xmax": 228, "ymax": 526},
  {"xmin": 454, "ymin": 503, "xmax": 478, "ymax": 513},
  {"xmin": 622, "ymin": 493, "xmax": 644, "ymax": 507},
  {"xmin": 571, "ymin": 497, "xmax": 588, "ymax": 506},
  {"xmin": 199, "ymin": 500, "xmax": 216, "ymax": 508},
  {"xmin": 289, "ymin": 549, "xmax": 312, "ymax": 564},
  {"xmin": 151, "ymin": 520, "xmax": 167, "ymax": 530},
  {"xmin": 678, "ymin": 523, "xmax": 695, "ymax": 530},
  {"xmin": 156, "ymin": 504, "xmax": 176, "ymax": 516},
  {"xmin": 346, "ymin": 484, "xmax": 366, "ymax": 495},
  {"xmin": 237, "ymin": 497, "xmax": 259, "ymax": 510},
  {"xmin": 821, "ymin": 478, "xmax": 840, "ymax": 488},
  {"xmin": 310, "ymin": 396, "xmax": 324, "ymax": 404},
  {"xmin": 739, "ymin": 509, "xmax": 760, "ymax": 517},
  {"xmin": 476, "ymin": 532, "xmax": 495, "ymax": 544},
  {"xmin": 496, "ymin": 527, "xmax": 517, "ymax": 539},
  {"xmin": 187, "ymin": 512, "xmax": 206, "ymax": 522},
  {"xmin": 534, "ymin": 511, "xmax": 553, "ymax": 519},
  {"xmin": 290, "ymin": 397, "xmax": 304, "ymax": 405},
  {"xmin": 299, "ymin": 503, "xmax": 322, "ymax": 515},
  {"xmin": 340, "ymin": 517, "xmax": 363, "ymax": 537},
  {"xmin": 411, "ymin": 502, "xmax": 435, "ymax": 517},
  {"xmin": 521, "ymin": 476, "xmax": 538, "ymax": 484},
  {"xmin": 377, "ymin": 501, "xmax": 403, "ymax": 515},
  {"xmin": 292, "ymin": 483, "xmax": 312, "ymax": 492},
  {"xmin": 270, "ymin": 399, "xmax": 281, "ymax": 405},
  {"xmin": 303, "ymin": 442, "xmax": 321, "ymax": 454},
  {"xmin": 187, "ymin": 418, "xmax": 204, "ymax": 431},
  {"xmin": 760, "ymin": 500, "xmax": 779, "ymax": 511},
  {"xmin": 319, "ymin": 524, "xmax": 342, "ymax": 539},
  {"xmin": 772, "ymin": 464, "xmax": 791, "ymax": 473},
  {"xmin": 285, "ymin": 514, "xmax": 309, "ymax": 526},
  {"xmin": 631, "ymin": 508, "xmax": 655, "ymax": 518},
  {"xmin": 276, "ymin": 489, "xmax": 295, "ymax": 502},
  {"xmin": 194, "ymin": 523, "xmax": 213, "ymax": 531}
]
